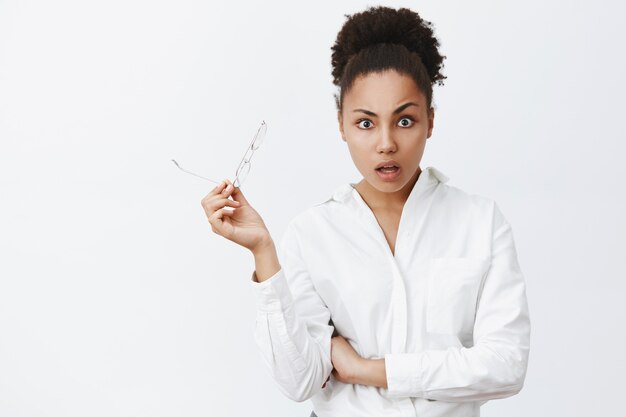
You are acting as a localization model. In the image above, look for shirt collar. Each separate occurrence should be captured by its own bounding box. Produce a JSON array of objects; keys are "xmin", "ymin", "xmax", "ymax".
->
[{"xmin": 328, "ymin": 166, "xmax": 449, "ymax": 204}]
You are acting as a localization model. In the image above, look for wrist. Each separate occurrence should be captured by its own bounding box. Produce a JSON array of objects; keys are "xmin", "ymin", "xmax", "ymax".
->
[
  {"xmin": 351, "ymin": 357, "xmax": 370, "ymax": 385},
  {"xmin": 353, "ymin": 357, "xmax": 387, "ymax": 389},
  {"xmin": 251, "ymin": 237, "xmax": 280, "ymax": 283},
  {"xmin": 252, "ymin": 236, "xmax": 274, "ymax": 256}
]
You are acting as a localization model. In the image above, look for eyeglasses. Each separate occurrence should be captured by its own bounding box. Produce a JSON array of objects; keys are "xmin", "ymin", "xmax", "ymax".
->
[{"xmin": 171, "ymin": 120, "xmax": 267, "ymax": 188}]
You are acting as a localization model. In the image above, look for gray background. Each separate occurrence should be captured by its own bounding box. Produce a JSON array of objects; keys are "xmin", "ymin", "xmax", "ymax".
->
[{"xmin": 1, "ymin": 0, "xmax": 624, "ymax": 416}]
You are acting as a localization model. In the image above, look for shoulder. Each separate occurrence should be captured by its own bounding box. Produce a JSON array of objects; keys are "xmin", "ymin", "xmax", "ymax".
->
[
  {"xmin": 438, "ymin": 182, "xmax": 495, "ymax": 210},
  {"xmin": 435, "ymin": 181, "xmax": 511, "ymax": 232},
  {"xmin": 437, "ymin": 182, "xmax": 512, "ymax": 234},
  {"xmin": 279, "ymin": 193, "xmax": 347, "ymax": 251},
  {"xmin": 285, "ymin": 203, "xmax": 336, "ymax": 237}
]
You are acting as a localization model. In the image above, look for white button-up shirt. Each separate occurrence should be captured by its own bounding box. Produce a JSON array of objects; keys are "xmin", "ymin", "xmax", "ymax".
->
[{"xmin": 249, "ymin": 166, "xmax": 531, "ymax": 417}]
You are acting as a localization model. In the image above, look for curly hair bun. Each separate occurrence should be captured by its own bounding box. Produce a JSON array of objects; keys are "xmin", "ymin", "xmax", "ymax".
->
[{"xmin": 331, "ymin": 6, "xmax": 446, "ymax": 88}]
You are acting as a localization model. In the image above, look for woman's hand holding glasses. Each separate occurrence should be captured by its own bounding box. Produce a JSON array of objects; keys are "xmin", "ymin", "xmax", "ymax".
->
[{"xmin": 201, "ymin": 178, "xmax": 272, "ymax": 254}]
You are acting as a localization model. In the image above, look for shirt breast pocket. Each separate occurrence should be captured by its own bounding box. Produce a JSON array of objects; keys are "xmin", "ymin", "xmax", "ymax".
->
[{"xmin": 426, "ymin": 257, "xmax": 490, "ymax": 336}]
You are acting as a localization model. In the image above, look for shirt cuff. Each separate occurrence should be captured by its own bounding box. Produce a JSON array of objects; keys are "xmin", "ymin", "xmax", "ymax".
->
[
  {"xmin": 384, "ymin": 352, "xmax": 425, "ymax": 398},
  {"xmin": 249, "ymin": 267, "xmax": 294, "ymax": 313}
]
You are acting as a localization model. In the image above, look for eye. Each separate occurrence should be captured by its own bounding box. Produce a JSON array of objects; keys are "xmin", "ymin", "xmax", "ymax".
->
[
  {"xmin": 398, "ymin": 117, "xmax": 415, "ymax": 127},
  {"xmin": 357, "ymin": 119, "xmax": 373, "ymax": 129}
]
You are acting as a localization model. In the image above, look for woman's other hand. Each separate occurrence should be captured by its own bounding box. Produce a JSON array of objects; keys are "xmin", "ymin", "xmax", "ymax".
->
[
  {"xmin": 328, "ymin": 335, "xmax": 365, "ymax": 385},
  {"xmin": 201, "ymin": 178, "xmax": 271, "ymax": 253}
]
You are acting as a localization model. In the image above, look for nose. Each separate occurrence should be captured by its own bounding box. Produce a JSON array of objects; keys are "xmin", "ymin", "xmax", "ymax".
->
[{"xmin": 375, "ymin": 125, "xmax": 397, "ymax": 153}]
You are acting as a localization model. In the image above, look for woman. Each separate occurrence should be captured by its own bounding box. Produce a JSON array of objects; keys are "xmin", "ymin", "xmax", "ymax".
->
[{"xmin": 201, "ymin": 6, "xmax": 530, "ymax": 417}]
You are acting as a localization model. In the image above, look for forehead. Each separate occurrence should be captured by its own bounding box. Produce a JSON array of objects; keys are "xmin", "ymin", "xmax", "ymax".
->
[{"xmin": 344, "ymin": 70, "xmax": 426, "ymax": 110}]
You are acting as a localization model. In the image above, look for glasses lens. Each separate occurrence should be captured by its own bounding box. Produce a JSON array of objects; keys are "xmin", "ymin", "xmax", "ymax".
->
[
  {"xmin": 251, "ymin": 121, "xmax": 267, "ymax": 150},
  {"xmin": 235, "ymin": 161, "xmax": 251, "ymax": 187}
]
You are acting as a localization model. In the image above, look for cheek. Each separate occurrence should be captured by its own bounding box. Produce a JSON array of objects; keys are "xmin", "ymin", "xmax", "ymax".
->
[
  {"xmin": 345, "ymin": 143, "xmax": 374, "ymax": 174},
  {"xmin": 345, "ymin": 143, "xmax": 368, "ymax": 165},
  {"xmin": 401, "ymin": 130, "xmax": 427, "ymax": 150}
]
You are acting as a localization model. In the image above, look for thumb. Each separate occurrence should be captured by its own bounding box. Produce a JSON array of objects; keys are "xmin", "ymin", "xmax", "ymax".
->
[{"xmin": 230, "ymin": 184, "xmax": 251, "ymax": 205}]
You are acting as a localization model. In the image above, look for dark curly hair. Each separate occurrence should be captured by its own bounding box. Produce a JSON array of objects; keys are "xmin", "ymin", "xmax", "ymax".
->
[{"xmin": 330, "ymin": 6, "xmax": 447, "ymax": 113}]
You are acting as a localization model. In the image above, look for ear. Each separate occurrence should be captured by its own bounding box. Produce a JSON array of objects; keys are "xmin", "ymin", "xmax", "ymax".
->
[
  {"xmin": 337, "ymin": 111, "xmax": 346, "ymax": 142},
  {"xmin": 427, "ymin": 108, "xmax": 435, "ymax": 138}
]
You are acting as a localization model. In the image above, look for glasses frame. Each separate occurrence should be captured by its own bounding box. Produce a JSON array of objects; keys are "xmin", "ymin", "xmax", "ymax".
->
[{"xmin": 171, "ymin": 120, "xmax": 267, "ymax": 188}]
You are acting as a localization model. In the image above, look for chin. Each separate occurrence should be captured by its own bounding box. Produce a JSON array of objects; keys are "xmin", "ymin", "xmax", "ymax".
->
[{"xmin": 370, "ymin": 175, "xmax": 406, "ymax": 191}]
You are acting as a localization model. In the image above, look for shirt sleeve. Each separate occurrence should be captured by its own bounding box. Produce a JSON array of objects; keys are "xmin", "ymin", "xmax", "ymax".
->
[
  {"xmin": 384, "ymin": 201, "xmax": 531, "ymax": 402},
  {"xmin": 249, "ymin": 218, "xmax": 335, "ymax": 403}
]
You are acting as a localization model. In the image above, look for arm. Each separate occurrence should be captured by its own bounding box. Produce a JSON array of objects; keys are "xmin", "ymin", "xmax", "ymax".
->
[
  {"xmin": 249, "ymin": 220, "xmax": 335, "ymax": 403},
  {"xmin": 252, "ymin": 238, "xmax": 281, "ymax": 283},
  {"xmin": 382, "ymin": 202, "xmax": 531, "ymax": 402},
  {"xmin": 353, "ymin": 357, "xmax": 388, "ymax": 389}
]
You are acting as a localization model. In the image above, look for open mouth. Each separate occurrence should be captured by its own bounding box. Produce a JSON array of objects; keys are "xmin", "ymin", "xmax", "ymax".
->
[
  {"xmin": 375, "ymin": 165, "xmax": 401, "ymax": 181},
  {"xmin": 375, "ymin": 165, "xmax": 399, "ymax": 173}
]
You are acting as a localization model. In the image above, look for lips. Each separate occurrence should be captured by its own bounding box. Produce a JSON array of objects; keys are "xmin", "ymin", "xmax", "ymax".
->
[
  {"xmin": 375, "ymin": 165, "xmax": 401, "ymax": 181},
  {"xmin": 375, "ymin": 160, "xmax": 400, "ymax": 170}
]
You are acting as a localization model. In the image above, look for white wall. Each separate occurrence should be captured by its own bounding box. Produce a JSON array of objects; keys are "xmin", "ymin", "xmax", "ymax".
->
[{"xmin": 1, "ymin": 0, "xmax": 624, "ymax": 416}]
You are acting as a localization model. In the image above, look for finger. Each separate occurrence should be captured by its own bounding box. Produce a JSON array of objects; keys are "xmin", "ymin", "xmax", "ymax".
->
[
  {"xmin": 214, "ymin": 179, "xmax": 230, "ymax": 195},
  {"xmin": 204, "ymin": 197, "xmax": 241, "ymax": 214},
  {"xmin": 202, "ymin": 198, "xmax": 239, "ymax": 225},
  {"xmin": 202, "ymin": 179, "xmax": 228, "ymax": 203},
  {"xmin": 202, "ymin": 188, "xmax": 241, "ymax": 212},
  {"xmin": 208, "ymin": 207, "xmax": 233, "ymax": 232},
  {"xmin": 221, "ymin": 179, "xmax": 235, "ymax": 198},
  {"xmin": 229, "ymin": 182, "xmax": 250, "ymax": 206},
  {"xmin": 220, "ymin": 209, "xmax": 235, "ymax": 217}
]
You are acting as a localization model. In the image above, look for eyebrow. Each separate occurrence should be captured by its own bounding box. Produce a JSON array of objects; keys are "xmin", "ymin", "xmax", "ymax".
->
[{"xmin": 352, "ymin": 102, "xmax": 419, "ymax": 117}]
